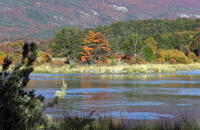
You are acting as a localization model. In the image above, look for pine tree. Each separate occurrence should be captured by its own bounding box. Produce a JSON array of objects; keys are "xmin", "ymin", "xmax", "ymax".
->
[{"xmin": 0, "ymin": 42, "xmax": 45, "ymax": 130}]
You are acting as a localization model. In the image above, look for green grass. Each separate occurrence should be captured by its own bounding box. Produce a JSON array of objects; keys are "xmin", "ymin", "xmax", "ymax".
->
[{"xmin": 32, "ymin": 63, "xmax": 200, "ymax": 74}]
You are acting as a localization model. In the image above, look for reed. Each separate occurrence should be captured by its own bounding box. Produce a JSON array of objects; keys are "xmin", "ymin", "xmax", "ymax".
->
[{"xmin": 42, "ymin": 116, "xmax": 200, "ymax": 130}]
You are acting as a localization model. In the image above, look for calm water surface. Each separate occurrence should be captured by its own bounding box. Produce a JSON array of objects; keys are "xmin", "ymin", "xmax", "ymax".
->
[{"xmin": 27, "ymin": 70, "xmax": 200, "ymax": 120}]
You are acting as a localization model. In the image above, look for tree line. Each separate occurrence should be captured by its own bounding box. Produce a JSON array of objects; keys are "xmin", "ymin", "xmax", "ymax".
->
[{"xmin": 1, "ymin": 18, "xmax": 200, "ymax": 64}]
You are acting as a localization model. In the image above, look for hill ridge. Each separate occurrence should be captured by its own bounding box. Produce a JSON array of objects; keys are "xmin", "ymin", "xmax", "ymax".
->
[{"xmin": 0, "ymin": 0, "xmax": 200, "ymax": 39}]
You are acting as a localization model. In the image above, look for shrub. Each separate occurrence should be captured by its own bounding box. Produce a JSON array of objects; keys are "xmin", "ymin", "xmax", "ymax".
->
[
  {"xmin": 37, "ymin": 51, "xmax": 46, "ymax": 57},
  {"xmin": 176, "ymin": 56, "xmax": 189, "ymax": 64},
  {"xmin": 51, "ymin": 59, "xmax": 65, "ymax": 66},
  {"xmin": 129, "ymin": 58, "xmax": 137, "ymax": 64},
  {"xmin": 108, "ymin": 56, "xmax": 116, "ymax": 65},
  {"xmin": 169, "ymin": 59, "xmax": 177, "ymax": 64},
  {"xmin": 69, "ymin": 63, "xmax": 77, "ymax": 69},
  {"xmin": 13, "ymin": 53, "xmax": 21, "ymax": 60},
  {"xmin": 156, "ymin": 58, "xmax": 165, "ymax": 64},
  {"xmin": 0, "ymin": 51, "xmax": 6, "ymax": 56},
  {"xmin": 41, "ymin": 53, "xmax": 52, "ymax": 63},
  {"xmin": 156, "ymin": 49, "xmax": 189, "ymax": 64},
  {"xmin": 136, "ymin": 56, "xmax": 146, "ymax": 64},
  {"xmin": 188, "ymin": 52, "xmax": 198, "ymax": 62},
  {"xmin": 156, "ymin": 49, "xmax": 168, "ymax": 59},
  {"xmin": 0, "ymin": 55, "xmax": 6, "ymax": 65},
  {"xmin": 165, "ymin": 54, "xmax": 171, "ymax": 62}
]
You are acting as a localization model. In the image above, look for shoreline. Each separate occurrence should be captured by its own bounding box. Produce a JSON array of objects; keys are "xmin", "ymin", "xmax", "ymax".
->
[{"xmin": 32, "ymin": 63, "xmax": 200, "ymax": 74}]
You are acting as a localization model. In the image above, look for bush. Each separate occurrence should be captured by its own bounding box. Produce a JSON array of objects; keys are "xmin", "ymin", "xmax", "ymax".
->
[
  {"xmin": 165, "ymin": 54, "xmax": 171, "ymax": 62},
  {"xmin": 169, "ymin": 59, "xmax": 177, "ymax": 64},
  {"xmin": 176, "ymin": 56, "xmax": 189, "ymax": 64},
  {"xmin": 0, "ymin": 55, "xmax": 6, "ymax": 65},
  {"xmin": 41, "ymin": 53, "xmax": 52, "ymax": 63},
  {"xmin": 136, "ymin": 57, "xmax": 147, "ymax": 64},
  {"xmin": 0, "ymin": 51, "xmax": 6, "ymax": 56},
  {"xmin": 51, "ymin": 59, "xmax": 65, "ymax": 66},
  {"xmin": 188, "ymin": 52, "xmax": 198, "ymax": 62},
  {"xmin": 156, "ymin": 49, "xmax": 189, "ymax": 64},
  {"xmin": 156, "ymin": 49, "xmax": 168, "ymax": 59},
  {"xmin": 156, "ymin": 58, "xmax": 165, "ymax": 64},
  {"xmin": 108, "ymin": 56, "xmax": 116, "ymax": 65},
  {"xmin": 37, "ymin": 51, "xmax": 46, "ymax": 57}
]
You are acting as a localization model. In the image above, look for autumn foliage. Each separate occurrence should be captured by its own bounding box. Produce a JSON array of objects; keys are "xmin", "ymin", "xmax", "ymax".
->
[
  {"xmin": 81, "ymin": 31, "xmax": 113, "ymax": 64},
  {"xmin": 0, "ymin": 55, "xmax": 6, "ymax": 65},
  {"xmin": 157, "ymin": 49, "xmax": 189, "ymax": 64},
  {"xmin": 41, "ymin": 53, "xmax": 52, "ymax": 63}
]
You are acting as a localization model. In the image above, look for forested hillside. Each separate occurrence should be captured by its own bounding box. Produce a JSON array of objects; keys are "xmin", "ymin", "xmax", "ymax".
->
[
  {"xmin": 0, "ymin": 0, "xmax": 200, "ymax": 39},
  {"xmin": 90, "ymin": 18, "xmax": 200, "ymax": 51}
]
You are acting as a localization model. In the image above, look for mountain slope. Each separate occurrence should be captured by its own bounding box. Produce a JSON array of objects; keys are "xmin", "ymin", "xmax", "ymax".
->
[{"xmin": 0, "ymin": 0, "xmax": 200, "ymax": 39}]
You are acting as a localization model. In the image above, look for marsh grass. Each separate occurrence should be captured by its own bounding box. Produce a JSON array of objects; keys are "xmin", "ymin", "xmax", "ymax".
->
[
  {"xmin": 32, "ymin": 63, "xmax": 200, "ymax": 74},
  {"xmin": 40, "ymin": 116, "xmax": 200, "ymax": 130}
]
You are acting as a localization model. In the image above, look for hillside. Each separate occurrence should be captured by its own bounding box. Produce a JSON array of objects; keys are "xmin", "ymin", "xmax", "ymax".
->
[{"xmin": 0, "ymin": 0, "xmax": 200, "ymax": 39}]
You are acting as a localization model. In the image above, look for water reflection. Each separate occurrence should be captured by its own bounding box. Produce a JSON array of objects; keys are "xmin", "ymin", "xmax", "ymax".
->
[
  {"xmin": 28, "ymin": 70, "xmax": 200, "ymax": 120},
  {"xmin": 103, "ymin": 112, "xmax": 174, "ymax": 120}
]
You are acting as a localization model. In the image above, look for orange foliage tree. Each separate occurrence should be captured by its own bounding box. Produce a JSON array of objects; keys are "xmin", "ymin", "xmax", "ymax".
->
[{"xmin": 81, "ymin": 31, "xmax": 113, "ymax": 64}]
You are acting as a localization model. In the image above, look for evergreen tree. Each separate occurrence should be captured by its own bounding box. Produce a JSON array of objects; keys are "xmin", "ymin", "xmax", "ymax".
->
[
  {"xmin": 142, "ymin": 45, "xmax": 155, "ymax": 62},
  {"xmin": 120, "ymin": 33, "xmax": 142, "ymax": 57},
  {"xmin": 0, "ymin": 42, "xmax": 67, "ymax": 130},
  {"xmin": 51, "ymin": 27, "xmax": 84, "ymax": 60},
  {"xmin": 0, "ymin": 43, "xmax": 44, "ymax": 130}
]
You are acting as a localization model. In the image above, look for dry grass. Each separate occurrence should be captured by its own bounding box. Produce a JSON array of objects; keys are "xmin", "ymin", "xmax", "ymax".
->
[
  {"xmin": 1, "ymin": 63, "xmax": 200, "ymax": 74},
  {"xmin": 32, "ymin": 63, "xmax": 200, "ymax": 74}
]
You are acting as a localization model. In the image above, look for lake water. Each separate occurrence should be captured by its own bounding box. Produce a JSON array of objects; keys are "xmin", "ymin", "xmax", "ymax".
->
[{"xmin": 27, "ymin": 70, "xmax": 200, "ymax": 120}]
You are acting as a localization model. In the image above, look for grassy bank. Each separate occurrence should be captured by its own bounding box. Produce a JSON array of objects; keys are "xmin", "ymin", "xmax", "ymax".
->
[{"xmin": 32, "ymin": 63, "xmax": 200, "ymax": 74}]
